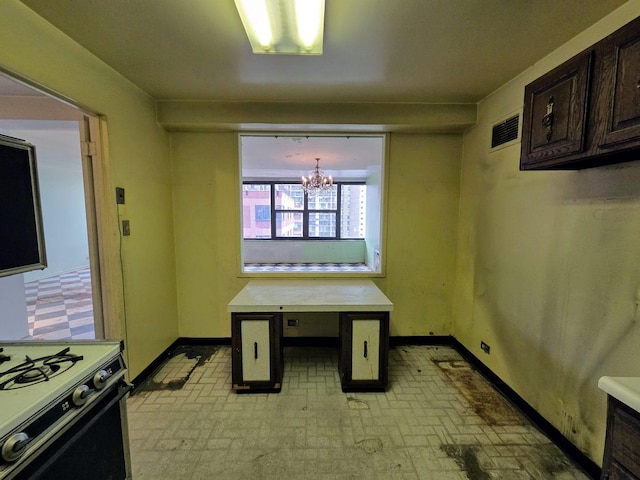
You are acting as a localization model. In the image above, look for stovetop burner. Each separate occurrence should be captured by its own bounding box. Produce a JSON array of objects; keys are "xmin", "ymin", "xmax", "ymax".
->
[{"xmin": 0, "ymin": 347, "xmax": 84, "ymax": 391}]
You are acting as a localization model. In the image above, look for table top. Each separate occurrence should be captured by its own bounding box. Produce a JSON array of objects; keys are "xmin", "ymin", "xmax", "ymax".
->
[
  {"xmin": 227, "ymin": 279, "xmax": 393, "ymax": 313},
  {"xmin": 599, "ymin": 376, "xmax": 640, "ymax": 414}
]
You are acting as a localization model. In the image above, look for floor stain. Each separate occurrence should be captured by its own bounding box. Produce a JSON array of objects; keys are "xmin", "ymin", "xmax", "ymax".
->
[
  {"xmin": 442, "ymin": 443, "xmax": 575, "ymax": 479},
  {"xmin": 356, "ymin": 438, "xmax": 383, "ymax": 454},
  {"xmin": 434, "ymin": 359, "xmax": 525, "ymax": 426},
  {"xmin": 441, "ymin": 444, "xmax": 490, "ymax": 480},
  {"xmin": 347, "ymin": 397, "xmax": 370, "ymax": 410},
  {"xmin": 530, "ymin": 444, "xmax": 575, "ymax": 477},
  {"xmin": 133, "ymin": 344, "xmax": 219, "ymax": 393}
]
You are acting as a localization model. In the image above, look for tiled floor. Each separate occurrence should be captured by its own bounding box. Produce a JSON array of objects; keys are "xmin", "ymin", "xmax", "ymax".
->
[
  {"xmin": 25, "ymin": 268, "xmax": 95, "ymax": 340},
  {"xmin": 127, "ymin": 345, "xmax": 591, "ymax": 480},
  {"xmin": 243, "ymin": 263, "xmax": 372, "ymax": 273}
]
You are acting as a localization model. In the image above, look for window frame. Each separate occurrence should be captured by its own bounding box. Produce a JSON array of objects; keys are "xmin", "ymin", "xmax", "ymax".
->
[{"xmin": 243, "ymin": 181, "xmax": 365, "ymax": 240}]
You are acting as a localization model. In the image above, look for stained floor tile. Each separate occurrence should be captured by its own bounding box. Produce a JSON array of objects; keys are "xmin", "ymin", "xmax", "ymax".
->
[{"xmin": 126, "ymin": 345, "xmax": 590, "ymax": 480}]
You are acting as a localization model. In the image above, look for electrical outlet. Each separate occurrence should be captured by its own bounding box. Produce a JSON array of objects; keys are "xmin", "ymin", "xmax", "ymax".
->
[
  {"xmin": 480, "ymin": 341, "xmax": 490, "ymax": 354},
  {"xmin": 122, "ymin": 220, "xmax": 130, "ymax": 236},
  {"xmin": 287, "ymin": 319, "xmax": 299, "ymax": 327},
  {"xmin": 116, "ymin": 187, "xmax": 125, "ymax": 204}
]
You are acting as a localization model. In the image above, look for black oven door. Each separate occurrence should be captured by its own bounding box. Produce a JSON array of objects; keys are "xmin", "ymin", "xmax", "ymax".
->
[{"xmin": 12, "ymin": 381, "xmax": 131, "ymax": 480}]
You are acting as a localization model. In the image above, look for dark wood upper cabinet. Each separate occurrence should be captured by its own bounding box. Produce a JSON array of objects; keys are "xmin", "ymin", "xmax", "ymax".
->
[
  {"xmin": 597, "ymin": 18, "xmax": 640, "ymax": 151},
  {"xmin": 521, "ymin": 16, "xmax": 640, "ymax": 170},
  {"xmin": 521, "ymin": 51, "xmax": 592, "ymax": 167}
]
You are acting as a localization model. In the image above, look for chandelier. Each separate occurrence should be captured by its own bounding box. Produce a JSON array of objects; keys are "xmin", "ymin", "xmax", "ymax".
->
[{"xmin": 301, "ymin": 158, "xmax": 333, "ymax": 194}]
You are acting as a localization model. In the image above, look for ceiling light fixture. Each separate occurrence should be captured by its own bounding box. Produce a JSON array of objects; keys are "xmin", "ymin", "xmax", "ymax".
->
[
  {"xmin": 301, "ymin": 158, "xmax": 333, "ymax": 194},
  {"xmin": 234, "ymin": 0, "xmax": 325, "ymax": 54}
]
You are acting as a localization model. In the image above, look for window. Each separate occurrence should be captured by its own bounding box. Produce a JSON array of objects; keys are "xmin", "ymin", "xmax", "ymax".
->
[
  {"xmin": 243, "ymin": 182, "xmax": 365, "ymax": 240},
  {"xmin": 239, "ymin": 134, "xmax": 385, "ymax": 274},
  {"xmin": 243, "ymin": 184, "xmax": 271, "ymax": 239}
]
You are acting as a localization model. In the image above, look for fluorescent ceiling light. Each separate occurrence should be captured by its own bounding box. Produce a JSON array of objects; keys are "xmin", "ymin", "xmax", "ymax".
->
[{"xmin": 234, "ymin": 0, "xmax": 325, "ymax": 54}]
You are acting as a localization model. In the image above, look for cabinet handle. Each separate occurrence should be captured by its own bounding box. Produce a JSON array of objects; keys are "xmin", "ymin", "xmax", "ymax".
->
[
  {"xmin": 363, "ymin": 340, "xmax": 368, "ymax": 358},
  {"xmin": 254, "ymin": 342, "xmax": 258, "ymax": 359},
  {"xmin": 541, "ymin": 95, "xmax": 554, "ymax": 142}
]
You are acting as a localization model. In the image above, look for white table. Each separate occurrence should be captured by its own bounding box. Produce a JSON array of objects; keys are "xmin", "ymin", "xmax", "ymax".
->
[{"xmin": 228, "ymin": 279, "xmax": 393, "ymax": 393}]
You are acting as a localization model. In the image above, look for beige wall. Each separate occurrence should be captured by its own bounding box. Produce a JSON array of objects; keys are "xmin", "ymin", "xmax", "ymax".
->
[
  {"xmin": 454, "ymin": 0, "xmax": 640, "ymax": 465},
  {"xmin": 1, "ymin": 0, "xmax": 179, "ymax": 378},
  {"xmin": 171, "ymin": 132, "xmax": 462, "ymax": 338}
]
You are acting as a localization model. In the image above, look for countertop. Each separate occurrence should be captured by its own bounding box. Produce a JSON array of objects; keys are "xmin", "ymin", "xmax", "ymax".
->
[
  {"xmin": 598, "ymin": 376, "xmax": 640, "ymax": 413},
  {"xmin": 227, "ymin": 279, "xmax": 394, "ymax": 313}
]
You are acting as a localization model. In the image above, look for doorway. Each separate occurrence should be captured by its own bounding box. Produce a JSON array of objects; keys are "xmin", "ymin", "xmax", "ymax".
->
[{"xmin": 0, "ymin": 72, "xmax": 106, "ymax": 340}]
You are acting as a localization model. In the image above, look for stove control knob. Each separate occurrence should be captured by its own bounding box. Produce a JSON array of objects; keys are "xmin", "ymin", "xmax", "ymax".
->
[
  {"xmin": 93, "ymin": 369, "xmax": 111, "ymax": 390},
  {"xmin": 2, "ymin": 432, "xmax": 29, "ymax": 462},
  {"xmin": 72, "ymin": 384, "xmax": 91, "ymax": 407}
]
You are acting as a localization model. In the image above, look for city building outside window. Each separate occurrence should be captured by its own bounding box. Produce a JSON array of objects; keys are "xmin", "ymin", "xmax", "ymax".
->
[{"xmin": 242, "ymin": 182, "xmax": 366, "ymax": 240}]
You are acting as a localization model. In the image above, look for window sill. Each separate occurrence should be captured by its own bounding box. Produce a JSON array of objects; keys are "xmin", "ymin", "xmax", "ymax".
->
[{"xmin": 240, "ymin": 262, "xmax": 383, "ymax": 278}]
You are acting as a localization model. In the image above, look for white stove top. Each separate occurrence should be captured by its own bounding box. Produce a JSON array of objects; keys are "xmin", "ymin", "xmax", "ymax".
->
[{"xmin": 0, "ymin": 340, "xmax": 122, "ymax": 438}]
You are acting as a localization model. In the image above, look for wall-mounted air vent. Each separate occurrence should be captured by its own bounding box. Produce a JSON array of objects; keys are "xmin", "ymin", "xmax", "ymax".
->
[{"xmin": 491, "ymin": 114, "xmax": 519, "ymax": 148}]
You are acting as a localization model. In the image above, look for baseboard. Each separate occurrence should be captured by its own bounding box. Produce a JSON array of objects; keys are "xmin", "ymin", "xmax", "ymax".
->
[{"xmin": 449, "ymin": 337, "xmax": 600, "ymax": 480}]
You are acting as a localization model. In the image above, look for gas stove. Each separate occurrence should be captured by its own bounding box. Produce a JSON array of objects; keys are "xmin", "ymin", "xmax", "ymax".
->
[{"xmin": 0, "ymin": 340, "xmax": 130, "ymax": 479}]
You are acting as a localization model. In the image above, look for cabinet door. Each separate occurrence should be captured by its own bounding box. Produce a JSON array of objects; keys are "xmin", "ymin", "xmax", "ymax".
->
[
  {"xmin": 351, "ymin": 320, "xmax": 380, "ymax": 381},
  {"xmin": 339, "ymin": 312, "xmax": 389, "ymax": 392},
  {"xmin": 597, "ymin": 16, "xmax": 640, "ymax": 151},
  {"xmin": 240, "ymin": 319, "xmax": 271, "ymax": 381},
  {"xmin": 231, "ymin": 313, "xmax": 282, "ymax": 392},
  {"xmin": 520, "ymin": 50, "xmax": 592, "ymax": 169},
  {"xmin": 602, "ymin": 396, "xmax": 640, "ymax": 480},
  {"xmin": 605, "ymin": 461, "xmax": 639, "ymax": 479}
]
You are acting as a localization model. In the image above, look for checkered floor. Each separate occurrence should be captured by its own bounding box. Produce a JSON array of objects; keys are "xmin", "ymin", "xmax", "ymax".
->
[
  {"xmin": 244, "ymin": 263, "xmax": 372, "ymax": 272},
  {"xmin": 127, "ymin": 345, "xmax": 591, "ymax": 480},
  {"xmin": 25, "ymin": 268, "xmax": 96, "ymax": 340}
]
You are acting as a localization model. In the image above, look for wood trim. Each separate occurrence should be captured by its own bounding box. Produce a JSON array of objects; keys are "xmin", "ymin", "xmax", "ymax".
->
[
  {"xmin": 78, "ymin": 115, "xmax": 105, "ymax": 340},
  {"xmin": 90, "ymin": 117, "xmax": 127, "ymax": 347}
]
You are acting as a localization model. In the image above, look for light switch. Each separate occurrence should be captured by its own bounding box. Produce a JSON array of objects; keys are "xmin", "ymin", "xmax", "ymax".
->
[{"xmin": 116, "ymin": 187, "xmax": 125, "ymax": 204}]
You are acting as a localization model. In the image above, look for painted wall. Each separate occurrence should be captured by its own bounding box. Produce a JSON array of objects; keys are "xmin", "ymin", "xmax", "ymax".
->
[
  {"xmin": 365, "ymin": 166, "xmax": 382, "ymax": 270},
  {"xmin": 453, "ymin": 0, "xmax": 640, "ymax": 465},
  {"xmin": 171, "ymin": 132, "xmax": 462, "ymax": 338},
  {"xmin": 171, "ymin": 133, "xmax": 244, "ymax": 338},
  {"xmin": 378, "ymin": 134, "xmax": 461, "ymax": 336},
  {"xmin": 243, "ymin": 240, "xmax": 365, "ymax": 264},
  {"xmin": 0, "ymin": 275, "xmax": 28, "ymax": 340},
  {"xmin": 1, "ymin": 0, "xmax": 178, "ymax": 378}
]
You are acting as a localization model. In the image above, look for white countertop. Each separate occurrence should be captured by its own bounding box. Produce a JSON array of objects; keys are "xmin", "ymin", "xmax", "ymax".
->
[
  {"xmin": 598, "ymin": 376, "xmax": 640, "ymax": 413},
  {"xmin": 227, "ymin": 279, "xmax": 393, "ymax": 313}
]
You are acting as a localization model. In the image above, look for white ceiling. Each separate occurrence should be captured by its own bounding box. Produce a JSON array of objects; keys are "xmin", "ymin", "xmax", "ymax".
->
[
  {"xmin": 240, "ymin": 134, "xmax": 384, "ymax": 179},
  {"xmin": 5, "ymin": 1, "xmax": 630, "ymax": 174},
  {"xmin": 17, "ymin": 0, "xmax": 628, "ymax": 103}
]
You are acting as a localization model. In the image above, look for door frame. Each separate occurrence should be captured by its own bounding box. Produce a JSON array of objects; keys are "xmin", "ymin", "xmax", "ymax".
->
[
  {"xmin": 79, "ymin": 115, "xmax": 126, "ymax": 342},
  {"xmin": 0, "ymin": 69, "xmax": 126, "ymax": 345}
]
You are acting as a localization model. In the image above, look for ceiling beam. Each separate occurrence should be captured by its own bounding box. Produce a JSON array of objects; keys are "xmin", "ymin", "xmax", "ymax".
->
[{"xmin": 156, "ymin": 100, "xmax": 477, "ymax": 133}]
